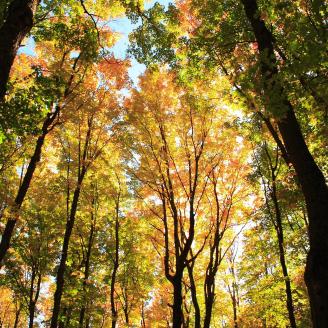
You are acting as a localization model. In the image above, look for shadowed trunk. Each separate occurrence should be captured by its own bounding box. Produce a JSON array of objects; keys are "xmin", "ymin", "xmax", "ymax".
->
[
  {"xmin": 240, "ymin": 1, "xmax": 328, "ymax": 326},
  {"xmin": 0, "ymin": 0, "xmax": 38, "ymax": 100}
]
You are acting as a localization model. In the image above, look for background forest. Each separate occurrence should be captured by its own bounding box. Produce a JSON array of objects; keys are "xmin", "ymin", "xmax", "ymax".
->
[{"xmin": 0, "ymin": 0, "xmax": 327, "ymax": 327}]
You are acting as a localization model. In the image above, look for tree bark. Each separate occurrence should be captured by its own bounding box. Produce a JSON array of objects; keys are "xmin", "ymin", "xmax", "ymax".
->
[
  {"xmin": 0, "ymin": 108, "xmax": 59, "ymax": 264},
  {"xmin": 0, "ymin": 0, "xmax": 38, "ymax": 100},
  {"xmin": 240, "ymin": 1, "xmax": 328, "ymax": 326}
]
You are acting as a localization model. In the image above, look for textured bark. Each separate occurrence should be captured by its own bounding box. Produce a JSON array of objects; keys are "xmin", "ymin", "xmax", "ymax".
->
[
  {"xmin": 240, "ymin": 1, "xmax": 328, "ymax": 326},
  {"xmin": 0, "ymin": 0, "xmax": 38, "ymax": 100},
  {"xmin": 0, "ymin": 109, "xmax": 59, "ymax": 264}
]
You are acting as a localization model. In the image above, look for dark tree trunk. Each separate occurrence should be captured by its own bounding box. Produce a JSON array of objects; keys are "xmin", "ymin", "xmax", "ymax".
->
[
  {"xmin": 13, "ymin": 305, "xmax": 21, "ymax": 328},
  {"xmin": 0, "ymin": 0, "xmax": 38, "ymax": 100},
  {"xmin": 232, "ymin": 292, "xmax": 238, "ymax": 328},
  {"xmin": 203, "ymin": 270, "xmax": 215, "ymax": 328},
  {"xmin": 28, "ymin": 270, "xmax": 42, "ymax": 328},
  {"xmin": 85, "ymin": 316, "xmax": 90, "ymax": 328},
  {"xmin": 203, "ymin": 178, "xmax": 225, "ymax": 328},
  {"xmin": 264, "ymin": 152, "xmax": 297, "ymax": 328},
  {"xmin": 123, "ymin": 307, "xmax": 129, "ymax": 326},
  {"xmin": 50, "ymin": 167, "xmax": 87, "ymax": 328},
  {"xmin": 186, "ymin": 262, "xmax": 201, "ymax": 328},
  {"xmin": 172, "ymin": 274, "xmax": 183, "ymax": 328},
  {"xmin": 227, "ymin": 256, "xmax": 239, "ymax": 328},
  {"xmin": 79, "ymin": 212, "xmax": 95, "ymax": 328},
  {"xmin": 141, "ymin": 302, "xmax": 146, "ymax": 328},
  {"xmin": 110, "ymin": 193, "xmax": 120, "ymax": 328},
  {"xmin": 0, "ymin": 109, "xmax": 59, "ymax": 264},
  {"xmin": 51, "ymin": 118, "xmax": 92, "ymax": 328},
  {"xmin": 240, "ymin": 1, "xmax": 328, "ymax": 326}
]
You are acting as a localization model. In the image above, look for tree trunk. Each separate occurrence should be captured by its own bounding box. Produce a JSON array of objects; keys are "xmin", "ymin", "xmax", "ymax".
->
[
  {"xmin": 28, "ymin": 270, "xmax": 42, "ymax": 328},
  {"xmin": 141, "ymin": 303, "xmax": 146, "ymax": 328},
  {"xmin": 186, "ymin": 263, "xmax": 201, "ymax": 328},
  {"xmin": 240, "ymin": 1, "xmax": 328, "ymax": 326},
  {"xmin": 79, "ymin": 213, "xmax": 95, "ymax": 328},
  {"xmin": 203, "ymin": 272, "xmax": 215, "ymax": 328},
  {"xmin": 0, "ymin": 109, "xmax": 58, "ymax": 264},
  {"xmin": 232, "ymin": 292, "xmax": 238, "ymax": 328},
  {"xmin": 13, "ymin": 305, "xmax": 21, "ymax": 328},
  {"xmin": 51, "ymin": 114, "xmax": 92, "ymax": 328},
  {"xmin": 0, "ymin": 0, "xmax": 38, "ymax": 100},
  {"xmin": 172, "ymin": 274, "xmax": 183, "ymax": 328},
  {"xmin": 110, "ymin": 195, "xmax": 120, "ymax": 328},
  {"xmin": 50, "ymin": 168, "xmax": 87, "ymax": 328},
  {"xmin": 270, "ymin": 172, "xmax": 297, "ymax": 328},
  {"xmin": 123, "ymin": 307, "xmax": 129, "ymax": 326}
]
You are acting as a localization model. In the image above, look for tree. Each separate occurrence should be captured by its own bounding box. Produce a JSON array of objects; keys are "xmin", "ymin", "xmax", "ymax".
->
[
  {"xmin": 123, "ymin": 69, "xmax": 252, "ymax": 327},
  {"xmin": 128, "ymin": 1, "xmax": 328, "ymax": 324}
]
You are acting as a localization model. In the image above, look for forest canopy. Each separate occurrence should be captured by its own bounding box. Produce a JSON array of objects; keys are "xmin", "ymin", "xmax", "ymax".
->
[{"xmin": 0, "ymin": 0, "xmax": 327, "ymax": 327}]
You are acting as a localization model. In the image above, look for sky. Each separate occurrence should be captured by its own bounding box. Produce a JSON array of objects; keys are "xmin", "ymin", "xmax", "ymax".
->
[
  {"xmin": 109, "ymin": 0, "xmax": 170, "ymax": 84},
  {"xmin": 19, "ymin": 0, "xmax": 171, "ymax": 86}
]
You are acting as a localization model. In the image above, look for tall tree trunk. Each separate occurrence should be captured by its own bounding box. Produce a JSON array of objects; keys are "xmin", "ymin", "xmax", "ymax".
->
[
  {"xmin": 0, "ymin": 108, "xmax": 59, "ymax": 264},
  {"xmin": 262, "ymin": 148, "xmax": 297, "ymax": 328},
  {"xmin": 186, "ymin": 262, "xmax": 201, "ymax": 328},
  {"xmin": 240, "ymin": 1, "xmax": 328, "ymax": 326},
  {"xmin": 110, "ymin": 192, "xmax": 120, "ymax": 328},
  {"xmin": 50, "ymin": 167, "xmax": 87, "ymax": 328},
  {"xmin": 141, "ymin": 303, "xmax": 146, "ymax": 328},
  {"xmin": 85, "ymin": 316, "xmax": 90, "ymax": 328},
  {"xmin": 0, "ymin": 0, "xmax": 38, "ymax": 100},
  {"xmin": 172, "ymin": 273, "xmax": 183, "ymax": 328},
  {"xmin": 13, "ymin": 304, "xmax": 21, "ymax": 328},
  {"xmin": 51, "ymin": 118, "xmax": 92, "ymax": 328},
  {"xmin": 227, "ymin": 253, "xmax": 239, "ymax": 328},
  {"xmin": 123, "ymin": 307, "xmax": 129, "ymax": 326},
  {"xmin": 203, "ymin": 270, "xmax": 215, "ymax": 328},
  {"xmin": 28, "ymin": 270, "xmax": 42, "ymax": 328},
  {"xmin": 232, "ymin": 291, "xmax": 238, "ymax": 328},
  {"xmin": 79, "ymin": 212, "xmax": 95, "ymax": 328}
]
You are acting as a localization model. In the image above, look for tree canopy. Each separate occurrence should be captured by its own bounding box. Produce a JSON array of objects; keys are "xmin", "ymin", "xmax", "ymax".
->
[{"xmin": 0, "ymin": 0, "xmax": 327, "ymax": 327}]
